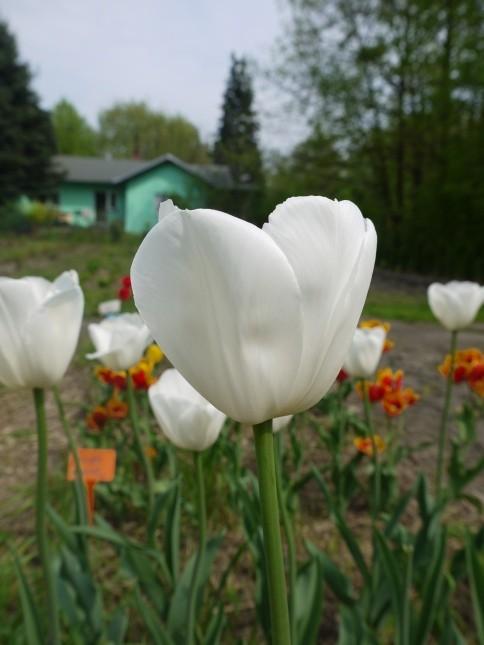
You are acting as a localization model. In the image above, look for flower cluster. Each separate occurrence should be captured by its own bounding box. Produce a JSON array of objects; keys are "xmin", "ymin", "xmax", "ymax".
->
[
  {"xmin": 438, "ymin": 348, "xmax": 484, "ymax": 397},
  {"xmin": 118, "ymin": 275, "xmax": 133, "ymax": 301},
  {"xmin": 359, "ymin": 319, "xmax": 395, "ymax": 352},
  {"xmin": 94, "ymin": 343, "xmax": 164, "ymax": 391},
  {"xmin": 356, "ymin": 368, "xmax": 420, "ymax": 416}
]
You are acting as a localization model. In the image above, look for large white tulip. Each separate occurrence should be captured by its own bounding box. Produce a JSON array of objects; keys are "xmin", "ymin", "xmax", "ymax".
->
[
  {"xmin": 0, "ymin": 271, "xmax": 84, "ymax": 388},
  {"xmin": 149, "ymin": 368, "xmax": 226, "ymax": 451},
  {"xmin": 131, "ymin": 197, "xmax": 377, "ymax": 424},
  {"xmin": 86, "ymin": 313, "xmax": 151, "ymax": 370},
  {"xmin": 427, "ymin": 281, "xmax": 484, "ymax": 331},
  {"xmin": 343, "ymin": 327, "xmax": 386, "ymax": 378}
]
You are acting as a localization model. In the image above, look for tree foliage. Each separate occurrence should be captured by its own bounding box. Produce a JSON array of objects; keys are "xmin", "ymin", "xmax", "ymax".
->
[
  {"xmin": 214, "ymin": 55, "xmax": 263, "ymax": 185},
  {"xmin": 51, "ymin": 99, "xmax": 98, "ymax": 156},
  {"xmin": 271, "ymin": 0, "xmax": 484, "ymax": 278},
  {"xmin": 0, "ymin": 21, "xmax": 59, "ymax": 206},
  {"xmin": 98, "ymin": 102, "xmax": 209, "ymax": 163}
]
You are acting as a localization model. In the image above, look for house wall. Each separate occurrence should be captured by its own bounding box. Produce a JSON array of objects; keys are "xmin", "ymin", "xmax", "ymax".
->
[
  {"xmin": 124, "ymin": 163, "xmax": 208, "ymax": 234},
  {"xmin": 58, "ymin": 182, "xmax": 124, "ymax": 227}
]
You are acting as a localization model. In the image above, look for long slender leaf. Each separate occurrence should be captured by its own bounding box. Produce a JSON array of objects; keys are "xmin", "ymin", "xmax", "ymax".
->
[
  {"xmin": 466, "ymin": 533, "xmax": 484, "ymax": 644},
  {"xmin": 13, "ymin": 556, "xmax": 42, "ymax": 645},
  {"xmin": 414, "ymin": 528, "xmax": 447, "ymax": 644}
]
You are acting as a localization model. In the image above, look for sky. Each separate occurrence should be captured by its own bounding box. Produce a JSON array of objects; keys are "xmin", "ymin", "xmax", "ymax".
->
[{"xmin": 1, "ymin": 0, "xmax": 300, "ymax": 149}]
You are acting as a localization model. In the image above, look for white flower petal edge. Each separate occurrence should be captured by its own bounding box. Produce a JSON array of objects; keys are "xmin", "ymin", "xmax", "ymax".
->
[
  {"xmin": 132, "ymin": 205, "xmax": 304, "ymax": 423},
  {"xmin": 343, "ymin": 327, "xmax": 386, "ymax": 378},
  {"xmin": 0, "ymin": 271, "xmax": 84, "ymax": 388},
  {"xmin": 427, "ymin": 281, "xmax": 484, "ymax": 331},
  {"xmin": 131, "ymin": 197, "xmax": 376, "ymax": 424},
  {"xmin": 272, "ymin": 415, "xmax": 293, "ymax": 433},
  {"xmin": 148, "ymin": 369, "xmax": 226, "ymax": 452},
  {"xmin": 86, "ymin": 313, "xmax": 151, "ymax": 370}
]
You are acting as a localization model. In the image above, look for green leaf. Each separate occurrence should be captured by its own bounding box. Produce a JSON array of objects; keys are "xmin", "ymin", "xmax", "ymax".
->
[
  {"xmin": 294, "ymin": 555, "xmax": 324, "ymax": 645},
  {"xmin": 13, "ymin": 556, "xmax": 42, "ymax": 645},
  {"xmin": 132, "ymin": 586, "xmax": 173, "ymax": 645},
  {"xmin": 307, "ymin": 542, "xmax": 354, "ymax": 606},
  {"xmin": 165, "ymin": 482, "xmax": 181, "ymax": 585},
  {"xmin": 105, "ymin": 607, "xmax": 129, "ymax": 645},
  {"xmin": 414, "ymin": 528, "xmax": 447, "ymax": 645},
  {"xmin": 204, "ymin": 605, "xmax": 226, "ymax": 645},
  {"xmin": 167, "ymin": 535, "xmax": 223, "ymax": 641},
  {"xmin": 466, "ymin": 533, "xmax": 484, "ymax": 644},
  {"xmin": 374, "ymin": 531, "xmax": 405, "ymax": 641}
]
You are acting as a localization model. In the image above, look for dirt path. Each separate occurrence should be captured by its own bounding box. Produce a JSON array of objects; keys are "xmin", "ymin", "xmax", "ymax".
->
[{"xmin": 1, "ymin": 320, "xmax": 483, "ymax": 534}]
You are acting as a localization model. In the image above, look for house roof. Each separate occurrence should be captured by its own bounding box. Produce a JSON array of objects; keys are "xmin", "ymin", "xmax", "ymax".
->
[{"xmin": 54, "ymin": 153, "xmax": 235, "ymax": 189}]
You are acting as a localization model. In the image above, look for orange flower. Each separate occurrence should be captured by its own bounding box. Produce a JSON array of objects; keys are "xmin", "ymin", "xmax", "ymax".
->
[
  {"xmin": 360, "ymin": 319, "xmax": 394, "ymax": 352},
  {"xmin": 145, "ymin": 446, "xmax": 157, "ymax": 460},
  {"xmin": 129, "ymin": 359, "xmax": 157, "ymax": 390},
  {"xmin": 438, "ymin": 348, "xmax": 482, "ymax": 383},
  {"xmin": 376, "ymin": 368, "xmax": 404, "ymax": 393},
  {"xmin": 468, "ymin": 360, "xmax": 484, "ymax": 397},
  {"xmin": 86, "ymin": 405, "xmax": 109, "ymax": 432},
  {"xmin": 382, "ymin": 388, "xmax": 419, "ymax": 417},
  {"xmin": 355, "ymin": 380, "xmax": 385, "ymax": 402},
  {"xmin": 105, "ymin": 397, "xmax": 128, "ymax": 419},
  {"xmin": 95, "ymin": 366, "xmax": 127, "ymax": 389},
  {"xmin": 354, "ymin": 435, "xmax": 385, "ymax": 456}
]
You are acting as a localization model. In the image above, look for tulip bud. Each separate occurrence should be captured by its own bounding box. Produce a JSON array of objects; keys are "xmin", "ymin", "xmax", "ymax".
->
[
  {"xmin": 343, "ymin": 327, "xmax": 386, "ymax": 379},
  {"xmin": 148, "ymin": 369, "xmax": 226, "ymax": 451},
  {"xmin": 86, "ymin": 313, "xmax": 151, "ymax": 370},
  {"xmin": 131, "ymin": 197, "xmax": 376, "ymax": 424},
  {"xmin": 427, "ymin": 281, "xmax": 484, "ymax": 331},
  {"xmin": 98, "ymin": 299, "xmax": 121, "ymax": 316},
  {"xmin": 0, "ymin": 271, "xmax": 84, "ymax": 388}
]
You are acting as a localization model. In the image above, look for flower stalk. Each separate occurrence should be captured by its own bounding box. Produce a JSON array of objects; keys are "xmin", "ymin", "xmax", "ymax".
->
[
  {"xmin": 187, "ymin": 450, "xmax": 207, "ymax": 645},
  {"xmin": 361, "ymin": 380, "xmax": 381, "ymax": 519},
  {"xmin": 126, "ymin": 376, "xmax": 155, "ymax": 542},
  {"xmin": 33, "ymin": 388, "xmax": 60, "ymax": 645},
  {"xmin": 253, "ymin": 420, "xmax": 291, "ymax": 645},
  {"xmin": 435, "ymin": 330, "xmax": 458, "ymax": 497}
]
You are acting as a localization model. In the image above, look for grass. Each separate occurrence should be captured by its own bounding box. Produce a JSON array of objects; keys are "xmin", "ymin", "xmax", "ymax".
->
[{"xmin": 1, "ymin": 225, "xmax": 483, "ymax": 323}]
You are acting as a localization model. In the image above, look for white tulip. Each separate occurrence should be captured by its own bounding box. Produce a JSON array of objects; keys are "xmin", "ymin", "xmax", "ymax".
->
[
  {"xmin": 131, "ymin": 197, "xmax": 377, "ymax": 424},
  {"xmin": 427, "ymin": 281, "xmax": 484, "ymax": 331},
  {"xmin": 86, "ymin": 313, "xmax": 151, "ymax": 370},
  {"xmin": 98, "ymin": 299, "xmax": 121, "ymax": 316},
  {"xmin": 343, "ymin": 327, "xmax": 386, "ymax": 378},
  {"xmin": 272, "ymin": 415, "xmax": 293, "ymax": 433},
  {"xmin": 149, "ymin": 368, "xmax": 226, "ymax": 451},
  {"xmin": 0, "ymin": 271, "xmax": 84, "ymax": 388}
]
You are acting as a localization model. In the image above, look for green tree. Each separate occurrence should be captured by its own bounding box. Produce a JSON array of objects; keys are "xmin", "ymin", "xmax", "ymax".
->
[
  {"xmin": 272, "ymin": 0, "xmax": 484, "ymax": 278},
  {"xmin": 214, "ymin": 55, "xmax": 263, "ymax": 185},
  {"xmin": 51, "ymin": 99, "xmax": 98, "ymax": 155},
  {"xmin": 0, "ymin": 21, "xmax": 59, "ymax": 206},
  {"xmin": 98, "ymin": 101, "xmax": 209, "ymax": 163}
]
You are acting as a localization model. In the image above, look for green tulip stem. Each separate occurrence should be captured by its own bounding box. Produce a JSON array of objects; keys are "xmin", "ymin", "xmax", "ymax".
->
[
  {"xmin": 253, "ymin": 420, "xmax": 291, "ymax": 645},
  {"xmin": 274, "ymin": 433, "xmax": 297, "ymax": 645},
  {"xmin": 436, "ymin": 330, "xmax": 458, "ymax": 498},
  {"xmin": 361, "ymin": 380, "xmax": 381, "ymax": 520},
  {"xmin": 187, "ymin": 450, "xmax": 207, "ymax": 645},
  {"xmin": 126, "ymin": 376, "xmax": 155, "ymax": 542},
  {"xmin": 33, "ymin": 388, "xmax": 60, "ymax": 645}
]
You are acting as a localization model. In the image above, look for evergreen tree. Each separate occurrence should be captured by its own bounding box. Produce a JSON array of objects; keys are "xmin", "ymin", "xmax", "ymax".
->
[
  {"xmin": 214, "ymin": 55, "xmax": 263, "ymax": 185},
  {"xmin": 0, "ymin": 21, "xmax": 59, "ymax": 206},
  {"xmin": 52, "ymin": 99, "xmax": 98, "ymax": 155}
]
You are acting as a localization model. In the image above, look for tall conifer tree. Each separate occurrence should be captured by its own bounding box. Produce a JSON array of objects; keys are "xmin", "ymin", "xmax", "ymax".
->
[
  {"xmin": 214, "ymin": 55, "xmax": 263, "ymax": 186},
  {"xmin": 0, "ymin": 21, "xmax": 59, "ymax": 206}
]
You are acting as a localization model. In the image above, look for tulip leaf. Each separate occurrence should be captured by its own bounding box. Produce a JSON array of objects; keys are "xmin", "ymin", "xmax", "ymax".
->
[
  {"xmin": 167, "ymin": 535, "xmax": 223, "ymax": 640},
  {"xmin": 306, "ymin": 541, "xmax": 355, "ymax": 606},
  {"xmin": 294, "ymin": 555, "xmax": 324, "ymax": 645},
  {"xmin": 132, "ymin": 585, "xmax": 174, "ymax": 645},
  {"xmin": 105, "ymin": 607, "xmax": 129, "ymax": 645},
  {"xmin": 164, "ymin": 481, "xmax": 181, "ymax": 585},
  {"xmin": 465, "ymin": 533, "xmax": 484, "ymax": 644},
  {"xmin": 204, "ymin": 605, "xmax": 226, "ymax": 645},
  {"xmin": 13, "ymin": 556, "xmax": 42, "ymax": 645}
]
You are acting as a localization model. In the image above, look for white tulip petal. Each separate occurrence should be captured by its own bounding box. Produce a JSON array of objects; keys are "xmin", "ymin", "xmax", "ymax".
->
[
  {"xmin": 272, "ymin": 415, "xmax": 293, "ymax": 433},
  {"xmin": 0, "ymin": 272, "xmax": 84, "ymax": 388},
  {"xmin": 149, "ymin": 369, "xmax": 226, "ymax": 451},
  {"xmin": 343, "ymin": 327, "xmax": 386, "ymax": 378},
  {"xmin": 428, "ymin": 281, "xmax": 484, "ymax": 331},
  {"xmin": 132, "ymin": 207, "xmax": 305, "ymax": 423},
  {"xmin": 263, "ymin": 197, "xmax": 377, "ymax": 410},
  {"xmin": 86, "ymin": 313, "xmax": 151, "ymax": 370}
]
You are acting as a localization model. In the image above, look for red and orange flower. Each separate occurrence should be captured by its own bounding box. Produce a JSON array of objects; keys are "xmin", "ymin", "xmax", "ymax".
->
[
  {"xmin": 357, "ymin": 367, "xmax": 419, "ymax": 416},
  {"xmin": 354, "ymin": 435, "xmax": 385, "ymax": 456},
  {"xmin": 438, "ymin": 348, "xmax": 483, "ymax": 395}
]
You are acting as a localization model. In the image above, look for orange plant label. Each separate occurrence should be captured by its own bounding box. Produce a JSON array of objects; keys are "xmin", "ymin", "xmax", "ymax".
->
[{"xmin": 67, "ymin": 448, "xmax": 116, "ymax": 483}]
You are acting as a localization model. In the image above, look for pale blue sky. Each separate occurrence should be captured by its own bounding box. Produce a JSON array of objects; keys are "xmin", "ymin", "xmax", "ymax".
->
[{"xmin": 1, "ymin": 0, "xmax": 298, "ymax": 148}]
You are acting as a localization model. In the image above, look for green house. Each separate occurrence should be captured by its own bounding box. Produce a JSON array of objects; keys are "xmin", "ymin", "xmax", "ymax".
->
[{"xmin": 53, "ymin": 154, "xmax": 235, "ymax": 233}]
